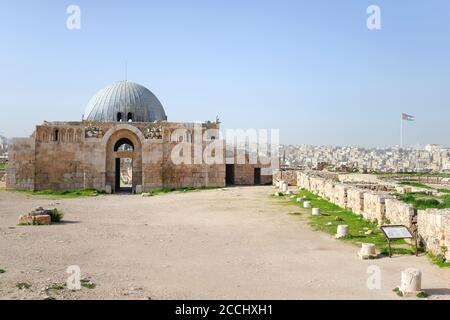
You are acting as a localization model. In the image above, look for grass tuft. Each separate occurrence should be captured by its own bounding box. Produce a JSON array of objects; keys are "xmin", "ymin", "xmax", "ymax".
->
[
  {"xmin": 80, "ymin": 278, "xmax": 96, "ymax": 289},
  {"xmin": 416, "ymin": 291, "xmax": 429, "ymax": 299},
  {"xmin": 147, "ymin": 186, "xmax": 222, "ymax": 196},
  {"xmin": 10, "ymin": 188, "xmax": 106, "ymax": 199},
  {"xmin": 16, "ymin": 282, "xmax": 31, "ymax": 290},
  {"xmin": 393, "ymin": 287, "xmax": 404, "ymax": 297},
  {"xmin": 427, "ymin": 252, "xmax": 450, "ymax": 268}
]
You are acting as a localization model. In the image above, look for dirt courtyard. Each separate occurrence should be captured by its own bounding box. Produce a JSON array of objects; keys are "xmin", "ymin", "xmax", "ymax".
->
[{"xmin": 0, "ymin": 186, "xmax": 449, "ymax": 300}]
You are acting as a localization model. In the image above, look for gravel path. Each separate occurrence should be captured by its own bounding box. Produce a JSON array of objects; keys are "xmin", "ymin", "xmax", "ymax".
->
[{"xmin": 0, "ymin": 186, "xmax": 449, "ymax": 300}]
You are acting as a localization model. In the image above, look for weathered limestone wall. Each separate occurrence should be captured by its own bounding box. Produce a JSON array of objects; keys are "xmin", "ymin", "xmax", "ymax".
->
[
  {"xmin": 34, "ymin": 127, "xmax": 85, "ymax": 190},
  {"xmin": 297, "ymin": 172, "xmax": 310, "ymax": 190},
  {"xmin": 323, "ymin": 180, "xmax": 335, "ymax": 201},
  {"xmin": 385, "ymin": 199, "xmax": 417, "ymax": 232},
  {"xmin": 298, "ymin": 171, "xmax": 450, "ymax": 258},
  {"xmin": 362, "ymin": 192, "xmax": 392, "ymax": 225},
  {"xmin": 233, "ymin": 164, "xmax": 272, "ymax": 185},
  {"xmin": 347, "ymin": 188, "xmax": 365, "ymax": 215},
  {"xmin": 338, "ymin": 173, "xmax": 380, "ymax": 184},
  {"xmin": 417, "ymin": 209, "xmax": 450, "ymax": 260},
  {"xmin": 332, "ymin": 184, "xmax": 348, "ymax": 209},
  {"xmin": 6, "ymin": 138, "xmax": 35, "ymax": 190},
  {"xmin": 273, "ymin": 169, "xmax": 298, "ymax": 186},
  {"xmin": 8, "ymin": 121, "xmax": 230, "ymax": 192}
]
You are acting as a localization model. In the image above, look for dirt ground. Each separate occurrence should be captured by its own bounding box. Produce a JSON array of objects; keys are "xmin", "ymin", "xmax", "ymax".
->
[{"xmin": 0, "ymin": 186, "xmax": 449, "ymax": 300}]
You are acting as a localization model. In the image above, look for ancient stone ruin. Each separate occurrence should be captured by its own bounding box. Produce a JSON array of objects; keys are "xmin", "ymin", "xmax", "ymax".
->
[
  {"xmin": 274, "ymin": 169, "xmax": 450, "ymax": 261},
  {"xmin": 18, "ymin": 207, "xmax": 58, "ymax": 226}
]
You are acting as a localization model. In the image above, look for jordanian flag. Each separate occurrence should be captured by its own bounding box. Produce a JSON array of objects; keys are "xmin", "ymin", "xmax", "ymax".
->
[{"xmin": 402, "ymin": 113, "xmax": 415, "ymax": 121}]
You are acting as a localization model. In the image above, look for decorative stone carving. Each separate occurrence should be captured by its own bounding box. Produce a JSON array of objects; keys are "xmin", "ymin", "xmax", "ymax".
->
[
  {"xmin": 143, "ymin": 126, "xmax": 163, "ymax": 140},
  {"xmin": 85, "ymin": 125, "xmax": 104, "ymax": 138}
]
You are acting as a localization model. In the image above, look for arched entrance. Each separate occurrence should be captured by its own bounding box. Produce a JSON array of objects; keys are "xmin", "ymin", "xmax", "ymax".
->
[{"xmin": 105, "ymin": 129, "xmax": 143, "ymax": 193}]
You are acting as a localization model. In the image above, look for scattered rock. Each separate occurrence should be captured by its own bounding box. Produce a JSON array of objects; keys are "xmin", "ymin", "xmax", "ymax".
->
[{"xmin": 18, "ymin": 214, "xmax": 51, "ymax": 226}]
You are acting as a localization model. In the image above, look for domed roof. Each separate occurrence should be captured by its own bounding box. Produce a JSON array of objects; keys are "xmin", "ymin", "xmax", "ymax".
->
[{"xmin": 84, "ymin": 81, "xmax": 167, "ymax": 122}]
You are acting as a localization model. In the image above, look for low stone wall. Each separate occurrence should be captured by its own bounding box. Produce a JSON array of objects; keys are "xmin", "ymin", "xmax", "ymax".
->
[
  {"xmin": 273, "ymin": 169, "xmax": 298, "ymax": 186},
  {"xmin": 362, "ymin": 192, "xmax": 392, "ymax": 225},
  {"xmin": 417, "ymin": 209, "xmax": 450, "ymax": 260},
  {"xmin": 347, "ymin": 188, "xmax": 365, "ymax": 215},
  {"xmin": 297, "ymin": 172, "xmax": 310, "ymax": 190},
  {"xmin": 385, "ymin": 198, "xmax": 417, "ymax": 232},
  {"xmin": 323, "ymin": 180, "xmax": 335, "ymax": 201},
  {"xmin": 297, "ymin": 171, "xmax": 450, "ymax": 259},
  {"xmin": 332, "ymin": 184, "xmax": 348, "ymax": 209}
]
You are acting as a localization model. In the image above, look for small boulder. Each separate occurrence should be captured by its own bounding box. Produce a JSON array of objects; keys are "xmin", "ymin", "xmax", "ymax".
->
[{"xmin": 18, "ymin": 214, "xmax": 51, "ymax": 226}]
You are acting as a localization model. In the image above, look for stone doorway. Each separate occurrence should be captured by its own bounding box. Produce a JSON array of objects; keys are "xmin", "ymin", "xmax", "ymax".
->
[
  {"xmin": 105, "ymin": 129, "xmax": 143, "ymax": 194},
  {"xmin": 115, "ymin": 157, "xmax": 133, "ymax": 192},
  {"xmin": 226, "ymin": 164, "xmax": 235, "ymax": 185},
  {"xmin": 254, "ymin": 168, "xmax": 261, "ymax": 185}
]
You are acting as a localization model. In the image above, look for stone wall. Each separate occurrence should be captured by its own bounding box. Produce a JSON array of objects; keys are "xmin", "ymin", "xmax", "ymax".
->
[
  {"xmin": 385, "ymin": 199, "xmax": 417, "ymax": 232},
  {"xmin": 332, "ymin": 184, "xmax": 348, "ymax": 209},
  {"xmin": 6, "ymin": 138, "xmax": 35, "ymax": 190},
  {"xmin": 8, "ymin": 121, "xmax": 229, "ymax": 192},
  {"xmin": 298, "ymin": 171, "xmax": 450, "ymax": 258},
  {"xmin": 273, "ymin": 169, "xmax": 298, "ymax": 186},
  {"xmin": 347, "ymin": 188, "xmax": 365, "ymax": 215},
  {"xmin": 417, "ymin": 209, "xmax": 450, "ymax": 260},
  {"xmin": 362, "ymin": 192, "xmax": 392, "ymax": 225}
]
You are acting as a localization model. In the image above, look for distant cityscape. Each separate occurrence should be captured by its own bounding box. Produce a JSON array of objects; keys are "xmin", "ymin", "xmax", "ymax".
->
[
  {"xmin": 1, "ymin": 135, "xmax": 450, "ymax": 173},
  {"xmin": 280, "ymin": 144, "xmax": 450, "ymax": 173}
]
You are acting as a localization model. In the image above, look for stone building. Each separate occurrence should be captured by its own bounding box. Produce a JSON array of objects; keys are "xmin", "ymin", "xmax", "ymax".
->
[{"xmin": 6, "ymin": 81, "xmax": 273, "ymax": 192}]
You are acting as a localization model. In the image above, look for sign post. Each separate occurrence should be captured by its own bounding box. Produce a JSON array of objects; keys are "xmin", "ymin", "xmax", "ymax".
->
[{"xmin": 380, "ymin": 225, "xmax": 418, "ymax": 258}]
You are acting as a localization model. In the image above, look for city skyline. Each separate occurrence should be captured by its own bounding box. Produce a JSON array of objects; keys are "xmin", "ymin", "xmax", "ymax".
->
[{"xmin": 1, "ymin": 0, "xmax": 449, "ymax": 147}]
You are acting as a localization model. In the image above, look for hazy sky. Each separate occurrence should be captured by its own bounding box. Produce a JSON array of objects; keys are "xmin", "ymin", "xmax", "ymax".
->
[{"xmin": 0, "ymin": 0, "xmax": 449, "ymax": 147}]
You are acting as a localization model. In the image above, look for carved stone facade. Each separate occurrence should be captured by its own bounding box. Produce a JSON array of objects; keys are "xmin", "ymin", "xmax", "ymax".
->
[{"xmin": 7, "ymin": 121, "xmax": 274, "ymax": 193}]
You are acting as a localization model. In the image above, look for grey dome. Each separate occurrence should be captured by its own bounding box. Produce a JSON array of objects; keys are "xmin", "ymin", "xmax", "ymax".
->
[{"xmin": 84, "ymin": 81, "xmax": 167, "ymax": 122}]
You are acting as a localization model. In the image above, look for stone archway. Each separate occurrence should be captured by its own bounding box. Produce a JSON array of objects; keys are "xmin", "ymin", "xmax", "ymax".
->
[{"xmin": 105, "ymin": 128, "xmax": 143, "ymax": 193}]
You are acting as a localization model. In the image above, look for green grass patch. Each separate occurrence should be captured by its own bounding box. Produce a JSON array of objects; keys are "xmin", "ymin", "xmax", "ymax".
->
[
  {"xmin": 393, "ymin": 287, "xmax": 404, "ymax": 297},
  {"xmin": 10, "ymin": 188, "xmax": 106, "ymax": 199},
  {"xmin": 80, "ymin": 279, "xmax": 96, "ymax": 289},
  {"xmin": 428, "ymin": 252, "xmax": 450, "ymax": 268},
  {"xmin": 399, "ymin": 192, "xmax": 450, "ymax": 209},
  {"xmin": 0, "ymin": 162, "xmax": 6, "ymax": 170},
  {"xmin": 437, "ymin": 188, "xmax": 450, "ymax": 194},
  {"xmin": 16, "ymin": 282, "xmax": 31, "ymax": 290},
  {"xmin": 416, "ymin": 291, "xmax": 429, "ymax": 299},
  {"xmin": 398, "ymin": 182, "xmax": 432, "ymax": 189},
  {"xmin": 147, "ymin": 186, "xmax": 222, "ymax": 196},
  {"xmin": 277, "ymin": 189, "xmax": 414, "ymax": 255},
  {"xmin": 48, "ymin": 283, "xmax": 65, "ymax": 290}
]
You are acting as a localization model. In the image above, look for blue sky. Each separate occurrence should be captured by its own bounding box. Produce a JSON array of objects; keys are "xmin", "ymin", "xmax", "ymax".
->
[{"xmin": 0, "ymin": 0, "xmax": 449, "ymax": 147}]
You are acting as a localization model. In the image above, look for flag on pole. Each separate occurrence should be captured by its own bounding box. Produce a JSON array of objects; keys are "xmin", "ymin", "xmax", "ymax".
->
[{"xmin": 402, "ymin": 113, "xmax": 415, "ymax": 121}]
